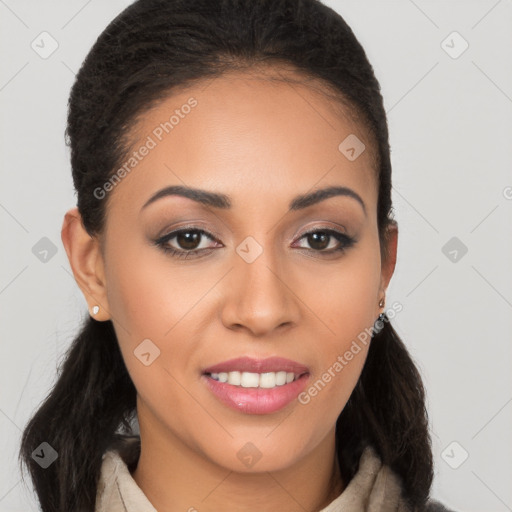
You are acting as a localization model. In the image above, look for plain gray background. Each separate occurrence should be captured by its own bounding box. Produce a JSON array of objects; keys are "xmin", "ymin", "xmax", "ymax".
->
[{"xmin": 1, "ymin": 1, "xmax": 511, "ymax": 510}]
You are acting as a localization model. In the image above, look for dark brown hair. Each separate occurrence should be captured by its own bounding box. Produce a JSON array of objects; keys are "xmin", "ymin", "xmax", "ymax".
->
[{"xmin": 19, "ymin": 1, "xmax": 433, "ymax": 510}]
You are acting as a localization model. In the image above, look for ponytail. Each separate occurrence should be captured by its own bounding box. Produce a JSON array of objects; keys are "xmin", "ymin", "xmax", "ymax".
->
[
  {"xmin": 336, "ymin": 314, "xmax": 434, "ymax": 509},
  {"xmin": 18, "ymin": 317, "xmax": 136, "ymax": 512}
]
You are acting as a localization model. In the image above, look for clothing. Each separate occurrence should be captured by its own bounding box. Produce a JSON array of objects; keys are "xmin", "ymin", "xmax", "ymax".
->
[{"xmin": 95, "ymin": 436, "xmax": 454, "ymax": 512}]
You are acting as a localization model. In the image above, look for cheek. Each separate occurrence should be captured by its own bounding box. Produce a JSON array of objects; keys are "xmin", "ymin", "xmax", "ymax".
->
[
  {"xmin": 298, "ymin": 330, "xmax": 371, "ymax": 437},
  {"xmin": 310, "ymin": 240, "xmax": 382, "ymax": 339},
  {"xmin": 104, "ymin": 239, "xmax": 210, "ymax": 397},
  {"xmin": 104, "ymin": 235, "xmax": 211, "ymax": 341},
  {"xmin": 106, "ymin": 248, "xmax": 207, "ymax": 436},
  {"xmin": 299, "ymin": 241, "xmax": 380, "ymax": 417}
]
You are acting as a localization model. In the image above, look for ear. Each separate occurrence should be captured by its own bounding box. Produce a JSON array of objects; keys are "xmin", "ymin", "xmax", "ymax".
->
[
  {"xmin": 61, "ymin": 207, "xmax": 111, "ymax": 321},
  {"xmin": 378, "ymin": 221, "xmax": 398, "ymax": 311}
]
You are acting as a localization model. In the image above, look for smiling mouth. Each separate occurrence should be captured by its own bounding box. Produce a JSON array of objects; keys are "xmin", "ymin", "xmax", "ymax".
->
[{"xmin": 205, "ymin": 370, "xmax": 307, "ymax": 388}]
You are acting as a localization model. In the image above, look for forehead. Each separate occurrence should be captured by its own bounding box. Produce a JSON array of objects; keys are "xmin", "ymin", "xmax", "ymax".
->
[{"xmin": 106, "ymin": 67, "xmax": 378, "ymax": 218}]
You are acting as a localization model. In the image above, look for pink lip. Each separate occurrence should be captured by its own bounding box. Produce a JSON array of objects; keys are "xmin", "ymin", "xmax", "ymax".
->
[
  {"xmin": 202, "ymin": 356, "xmax": 309, "ymax": 375},
  {"xmin": 201, "ymin": 356, "xmax": 310, "ymax": 415},
  {"xmin": 202, "ymin": 374, "xmax": 310, "ymax": 415}
]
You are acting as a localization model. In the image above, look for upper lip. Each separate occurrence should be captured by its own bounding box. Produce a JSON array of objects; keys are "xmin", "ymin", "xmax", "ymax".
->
[{"xmin": 203, "ymin": 356, "xmax": 309, "ymax": 375}]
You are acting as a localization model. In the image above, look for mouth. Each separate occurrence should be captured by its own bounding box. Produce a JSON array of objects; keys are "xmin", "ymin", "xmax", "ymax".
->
[{"xmin": 201, "ymin": 356, "xmax": 310, "ymax": 414}]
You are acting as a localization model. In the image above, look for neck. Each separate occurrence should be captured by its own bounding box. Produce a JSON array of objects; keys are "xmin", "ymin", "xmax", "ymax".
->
[{"xmin": 132, "ymin": 404, "xmax": 344, "ymax": 512}]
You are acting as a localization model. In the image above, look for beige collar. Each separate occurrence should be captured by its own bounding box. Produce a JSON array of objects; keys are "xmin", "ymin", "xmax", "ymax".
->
[{"xmin": 95, "ymin": 441, "xmax": 410, "ymax": 512}]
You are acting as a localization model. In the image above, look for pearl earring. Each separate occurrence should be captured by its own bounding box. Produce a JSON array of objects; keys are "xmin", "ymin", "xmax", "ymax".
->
[
  {"xmin": 91, "ymin": 305, "xmax": 100, "ymax": 315},
  {"xmin": 379, "ymin": 298, "xmax": 385, "ymax": 308}
]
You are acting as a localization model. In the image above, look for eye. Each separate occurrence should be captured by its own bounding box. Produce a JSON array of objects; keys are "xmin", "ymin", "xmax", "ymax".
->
[
  {"xmin": 293, "ymin": 228, "xmax": 355, "ymax": 254},
  {"xmin": 154, "ymin": 228, "xmax": 220, "ymax": 259}
]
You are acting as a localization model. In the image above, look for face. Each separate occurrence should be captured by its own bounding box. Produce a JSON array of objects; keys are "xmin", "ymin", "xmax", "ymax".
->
[{"xmin": 65, "ymin": 68, "xmax": 397, "ymax": 474}]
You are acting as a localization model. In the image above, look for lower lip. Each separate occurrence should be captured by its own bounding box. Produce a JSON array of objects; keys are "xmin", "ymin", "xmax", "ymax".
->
[{"xmin": 202, "ymin": 373, "xmax": 310, "ymax": 415}]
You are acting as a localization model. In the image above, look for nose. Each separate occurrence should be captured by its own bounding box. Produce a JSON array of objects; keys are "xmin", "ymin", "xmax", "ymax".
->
[{"xmin": 220, "ymin": 247, "xmax": 300, "ymax": 337}]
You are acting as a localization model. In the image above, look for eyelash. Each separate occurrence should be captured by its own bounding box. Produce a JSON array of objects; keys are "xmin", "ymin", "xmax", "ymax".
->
[{"xmin": 154, "ymin": 226, "xmax": 356, "ymax": 260}]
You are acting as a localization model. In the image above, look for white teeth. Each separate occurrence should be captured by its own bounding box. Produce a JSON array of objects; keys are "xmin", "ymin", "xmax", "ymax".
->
[
  {"xmin": 208, "ymin": 370, "xmax": 302, "ymax": 388},
  {"xmin": 275, "ymin": 371, "xmax": 287, "ymax": 386},
  {"xmin": 240, "ymin": 372, "xmax": 260, "ymax": 388},
  {"xmin": 259, "ymin": 372, "xmax": 276, "ymax": 388},
  {"xmin": 228, "ymin": 370, "xmax": 241, "ymax": 385}
]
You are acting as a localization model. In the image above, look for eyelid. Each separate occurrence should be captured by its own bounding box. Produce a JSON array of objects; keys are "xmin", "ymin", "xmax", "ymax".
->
[
  {"xmin": 156, "ymin": 222, "xmax": 223, "ymax": 241},
  {"xmin": 156, "ymin": 226, "xmax": 221, "ymax": 247},
  {"xmin": 293, "ymin": 221, "xmax": 349, "ymax": 239}
]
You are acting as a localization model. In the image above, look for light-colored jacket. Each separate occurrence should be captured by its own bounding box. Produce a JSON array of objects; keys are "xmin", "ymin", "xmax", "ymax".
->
[{"xmin": 95, "ymin": 438, "xmax": 453, "ymax": 512}]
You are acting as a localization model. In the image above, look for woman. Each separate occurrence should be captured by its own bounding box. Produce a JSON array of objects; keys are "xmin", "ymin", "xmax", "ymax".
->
[{"xmin": 19, "ymin": 0, "xmax": 454, "ymax": 510}]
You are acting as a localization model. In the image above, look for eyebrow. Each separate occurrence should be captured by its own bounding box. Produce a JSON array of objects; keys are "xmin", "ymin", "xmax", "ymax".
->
[{"xmin": 141, "ymin": 184, "xmax": 366, "ymax": 216}]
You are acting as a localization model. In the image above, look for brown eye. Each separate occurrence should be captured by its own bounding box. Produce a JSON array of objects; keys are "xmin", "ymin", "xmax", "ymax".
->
[
  {"xmin": 294, "ymin": 228, "xmax": 355, "ymax": 254},
  {"xmin": 155, "ymin": 228, "xmax": 220, "ymax": 259},
  {"xmin": 175, "ymin": 231, "xmax": 202, "ymax": 250},
  {"xmin": 306, "ymin": 231, "xmax": 330, "ymax": 251}
]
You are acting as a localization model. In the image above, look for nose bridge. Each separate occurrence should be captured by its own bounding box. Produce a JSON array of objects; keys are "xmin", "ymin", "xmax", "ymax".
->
[{"xmin": 220, "ymin": 234, "xmax": 299, "ymax": 335}]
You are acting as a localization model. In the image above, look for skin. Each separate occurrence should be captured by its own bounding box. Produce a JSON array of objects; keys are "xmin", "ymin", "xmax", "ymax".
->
[{"xmin": 61, "ymin": 67, "xmax": 398, "ymax": 512}]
